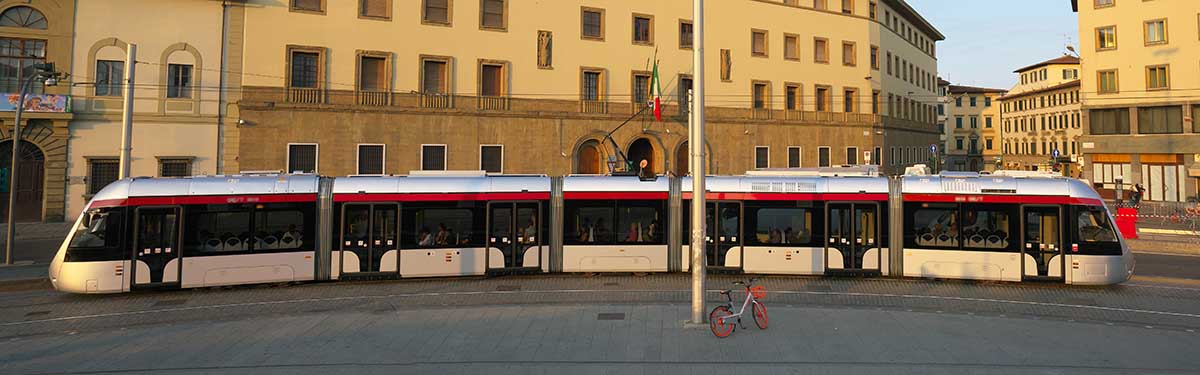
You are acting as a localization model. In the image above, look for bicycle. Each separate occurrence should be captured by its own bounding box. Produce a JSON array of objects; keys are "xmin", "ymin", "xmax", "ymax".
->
[{"xmin": 709, "ymin": 277, "xmax": 768, "ymax": 338}]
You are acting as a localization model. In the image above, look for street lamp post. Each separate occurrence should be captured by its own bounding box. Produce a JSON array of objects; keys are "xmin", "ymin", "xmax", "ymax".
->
[
  {"xmin": 689, "ymin": 0, "xmax": 707, "ymax": 324},
  {"xmin": 5, "ymin": 63, "xmax": 61, "ymax": 265}
]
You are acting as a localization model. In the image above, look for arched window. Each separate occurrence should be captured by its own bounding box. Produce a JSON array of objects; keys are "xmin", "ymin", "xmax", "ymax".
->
[{"xmin": 0, "ymin": 6, "xmax": 47, "ymax": 30}]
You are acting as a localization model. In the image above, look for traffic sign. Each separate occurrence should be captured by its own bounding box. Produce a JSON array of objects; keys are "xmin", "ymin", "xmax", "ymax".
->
[
  {"xmin": 930, "ymin": 144, "xmax": 938, "ymax": 154},
  {"xmin": 1051, "ymin": 149, "xmax": 1060, "ymax": 158}
]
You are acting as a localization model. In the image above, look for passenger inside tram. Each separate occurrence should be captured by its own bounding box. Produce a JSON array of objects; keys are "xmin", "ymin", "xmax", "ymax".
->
[
  {"xmin": 435, "ymin": 224, "xmax": 450, "ymax": 245},
  {"xmin": 417, "ymin": 227, "xmax": 433, "ymax": 246}
]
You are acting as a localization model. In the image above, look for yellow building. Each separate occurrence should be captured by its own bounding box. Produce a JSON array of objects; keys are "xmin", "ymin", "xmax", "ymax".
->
[
  {"xmin": 1072, "ymin": 0, "xmax": 1200, "ymax": 202},
  {"xmin": 940, "ymin": 84, "xmax": 1005, "ymax": 172},
  {"xmin": 996, "ymin": 56, "xmax": 1082, "ymax": 174},
  {"xmin": 65, "ymin": 0, "xmax": 228, "ymax": 218},
  {"xmin": 221, "ymin": 0, "xmax": 943, "ymax": 178},
  {"xmin": 0, "ymin": 0, "xmax": 74, "ymax": 222}
]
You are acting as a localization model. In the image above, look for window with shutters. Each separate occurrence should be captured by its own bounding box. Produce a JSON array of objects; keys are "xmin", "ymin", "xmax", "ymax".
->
[
  {"xmin": 813, "ymin": 0, "xmax": 827, "ymax": 10},
  {"xmin": 815, "ymin": 85, "xmax": 830, "ymax": 112},
  {"xmin": 360, "ymin": 0, "xmax": 390, "ymax": 19},
  {"xmin": 752, "ymin": 81, "xmax": 769, "ymax": 109},
  {"xmin": 580, "ymin": 69, "xmax": 603, "ymax": 101},
  {"xmin": 814, "ymin": 37, "xmax": 828, "ymax": 63},
  {"xmin": 288, "ymin": 50, "xmax": 320, "ymax": 88},
  {"xmin": 842, "ymin": 0, "xmax": 853, "ymax": 14},
  {"xmin": 785, "ymin": 84, "xmax": 801, "ymax": 111},
  {"xmin": 420, "ymin": 57, "xmax": 450, "ymax": 94},
  {"xmin": 787, "ymin": 147, "xmax": 801, "ymax": 168},
  {"xmin": 679, "ymin": 20, "xmax": 693, "ymax": 49},
  {"xmin": 869, "ymin": 45, "xmax": 878, "ymax": 70},
  {"xmin": 846, "ymin": 147, "xmax": 858, "ymax": 165},
  {"xmin": 843, "ymin": 88, "xmax": 856, "ymax": 113},
  {"xmin": 632, "ymin": 71, "xmax": 650, "ymax": 106},
  {"xmin": 751, "ymin": 29, "xmax": 768, "ymax": 57},
  {"xmin": 287, "ymin": 144, "xmax": 318, "ymax": 173},
  {"xmin": 0, "ymin": 38, "xmax": 47, "ymax": 94},
  {"xmin": 842, "ymin": 41, "xmax": 856, "ymax": 66},
  {"xmin": 632, "ymin": 14, "xmax": 653, "ymax": 45},
  {"xmin": 581, "ymin": 7, "xmax": 604, "ymax": 40},
  {"xmin": 678, "ymin": 75, "xmax": 693, "ymax": 114},
  {"xmin": 480, "ymin": 145, "xmax": 503, "ymax": 174},
  {"xmin": 1090, "ymin": 108, "xmax": 1130, "ymax": 135},
  {"xmin": 157, "ymin": 158, "xmax": 193, "ymax": 178},
  {"xmin": 1096, "ymin": 26, "xmax": 1117, "ymax": 50},
  {"xmin": 87, "ymin": 158, "xmax": 119, "ymax": 195},
  {"xmin": 818, "ymin": 147, "xmax": 831, "ymax": 167},
  {"xmin": 783, "ymin": 34, "xmax": 799, "ymax": 61},
  {"xmin": 480, "ymin": 0, "xmax": 506, "ymax": 31},
  {"xmin": 480, "ymin": 62, "xmax": 505, "ymax": 97},
  {"xmin": 423, "ymin": 0, "xmax": 451, "ymax": 25},
  {"xmin": 290, "ymin": 0, "xmax": 324, "ymax": 13},
  {"xmin": 356, "ymin": 145, "xmax": 385, "ymax": 175},
  {"xmin": 357, "ymin": 54, "xmax": 388, "ymax": 93},
  {"xmin": 421, "ymin": 145, "xmax": 447, "ymax": 171},
  {"xmin": 871, "ymin": 90, "xmax": 880, "ymax": 114}
]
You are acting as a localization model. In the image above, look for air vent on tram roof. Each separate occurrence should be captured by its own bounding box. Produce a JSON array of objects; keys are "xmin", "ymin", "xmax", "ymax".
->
[
  {"xmin": 750, "ymin": 181, "xmax": 818, "ymax": 193},
  {"xmin": 745, "ymin": 165, "xmax": 879, "ymax": 177},
  {"xmin": 991, "ymin": 170, "xmax": 1063, "ymax": 179}
]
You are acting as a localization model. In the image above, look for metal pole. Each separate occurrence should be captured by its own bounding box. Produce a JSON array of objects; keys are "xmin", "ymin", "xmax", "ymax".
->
[
  {"xmin": 689, "ymin": 0, "xmax": 707, "ymax": 324},
  {"xmin": 4, "ymin": 76, "xmax": 30, "ymax": 265},
  {"xmin": 118, "ymin": 44, "xmax": 136, "ymax": 179}
]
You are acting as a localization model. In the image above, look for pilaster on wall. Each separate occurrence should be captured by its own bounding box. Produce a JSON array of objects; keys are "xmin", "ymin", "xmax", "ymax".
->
[{"xmin": 220, "ymin": 2, "xmax": 246, "ymax": 175}]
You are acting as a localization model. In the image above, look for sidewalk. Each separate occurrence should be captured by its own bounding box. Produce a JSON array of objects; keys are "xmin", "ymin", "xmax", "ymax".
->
[{"xmin": 1128, "ymin": 232, "xmax": 1200, "ymax": 257}]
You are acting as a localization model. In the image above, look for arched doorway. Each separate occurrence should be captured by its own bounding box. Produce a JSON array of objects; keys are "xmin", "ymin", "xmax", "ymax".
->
[
  {"xmin": 675, "ymin": 141, "xmax": 689, "ymax": 176},
  {"xmin": 575, "ymin": 140, "xmax": 603, "ymax": 174},
  {"xmin": 0, "ymin": 140, "xmax": 44, "ymax": 222},
  {"xmin": 627, "ymin": 138, "xmax": 654, "ymax": 175}
]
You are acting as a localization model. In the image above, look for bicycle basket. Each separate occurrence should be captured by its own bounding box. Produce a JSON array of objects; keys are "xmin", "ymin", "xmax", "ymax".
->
[{"xmin": 749, "ymin": 285, "xmax": 767, "ymax": 300}]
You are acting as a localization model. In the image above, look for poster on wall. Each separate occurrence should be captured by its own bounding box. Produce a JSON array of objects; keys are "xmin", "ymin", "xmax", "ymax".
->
[{"xmin": 0, "ymin": 93, "xmax": 70, "ymax": 113}]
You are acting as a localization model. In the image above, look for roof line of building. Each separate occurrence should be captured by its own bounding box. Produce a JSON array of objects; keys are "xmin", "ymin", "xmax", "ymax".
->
[
  {"xmin": 947, "ymin": 85, "xmax": 1007, "ymax": 94},
  {"xmin": 1013, "ymin": 55, "xmax": 1080, "ymax": 73},
  {"xmin": 885, "ymin": 0, "xmax": 946, "ymax": 41},
  {"xmin": 997, "ymin": 80, "xmax": 1081, "ymax": 101}
]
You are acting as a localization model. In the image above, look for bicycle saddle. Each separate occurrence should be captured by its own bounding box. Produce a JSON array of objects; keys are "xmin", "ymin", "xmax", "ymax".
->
[{"xmin": 718, "ymin": 290, "xmax": 732, "ymax": 295}]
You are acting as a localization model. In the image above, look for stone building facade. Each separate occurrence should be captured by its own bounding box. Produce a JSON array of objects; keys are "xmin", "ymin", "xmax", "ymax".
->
[
  {"xmin": 1073, "ymin": 0, "xmax": 1200, "ymax": 202},
  {"xmin": 0, "ymin": 0, "xmax": 74, "ymax": 222},
  {"xmin": 941, "ymin": 84, "xmax": 1005, "ymax": 172},
  {"xmin": 997, "ymin": 56, "xmax": 1082, "ymax": 175}
]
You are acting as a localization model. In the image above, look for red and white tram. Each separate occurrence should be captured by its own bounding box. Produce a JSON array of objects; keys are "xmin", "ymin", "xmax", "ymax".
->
[{"xmin": 49, "ymin": 168, "xmax": 1132, "ymax": 293}]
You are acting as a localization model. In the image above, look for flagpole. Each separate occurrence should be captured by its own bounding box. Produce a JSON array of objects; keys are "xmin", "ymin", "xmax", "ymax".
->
[{"xmin": 689, "ymin": 0, "xmax": 707, "ymax": 325}]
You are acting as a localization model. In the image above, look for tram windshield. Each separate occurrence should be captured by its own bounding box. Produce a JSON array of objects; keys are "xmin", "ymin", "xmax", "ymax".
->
[
  {"xmin": 1076, "ymin": 206, "xmax": 1118, "ymax": 243},
  {"xmin": 70, "ymin": 209, "xmax": 118, "ymax": 248}
]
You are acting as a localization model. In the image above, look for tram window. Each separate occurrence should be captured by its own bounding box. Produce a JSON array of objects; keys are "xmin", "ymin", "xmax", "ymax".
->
[
  {"xmin": 184, "ymin": 206, "xmax": 253, "ymax": 254},
  {"xmin": 256, "ymin": 209, "xmax": 307, "ymax": 251},
  {"xmin": 1072, "ymin": 205, "xmax": 1121, "ymax": 255},
  {"xmin": 566, "ymin": 201, "xmax": 615, "ymax": 244},
  {"xmin": 746, "ymin": 204, "xmax": 814, "ymax": 246},
  {"xmin": 959, "ymin": 204, "xmax": 1016, "ymax": 252},
  {"xmin": 409, "ymin": 207, "xmax": 482, "ymax": 247},
  {"xmin": 616, "ymin": 201, "xmax": 665, "ymax": 244},
  {"xmin": 66, "ymin": 208, "xmax": 126, "ymax": 262},
  {"xmin": 906, "ymin": 203, "xmax": 959, "ymax": 249}
]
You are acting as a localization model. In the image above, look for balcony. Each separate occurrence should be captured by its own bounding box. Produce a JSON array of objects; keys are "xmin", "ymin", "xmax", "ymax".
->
[
  {"xmin": 356, "ymin": 91, "xmax": 391, "ymax": 106},
  {"xmin": 477, "ymin": 95, "xmax": 510, "ymax": 111},
  {"xmin": 580, "ymin": 100, "xmax": 608, "ymax": 114},
  {"xmin": 419, "ymin": 93, "xmax": 455, "ymax": 109},
  {"xmin": 751, "ymin": 108, "xmax": 773, "ymax": 120},
  {"xmin": 287, "ymin": 87, "xmax": 325, "ymax": 104}
]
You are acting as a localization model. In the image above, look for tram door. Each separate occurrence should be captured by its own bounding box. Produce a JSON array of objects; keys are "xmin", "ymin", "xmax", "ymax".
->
[
  {"xmin": 340, "ymin": 204, "xmax": 399, "ymax": 274},
  {"xmin": 132, "ymin": 207, "xmax": 181, "ymax": 288},
  {"xmin": 705, "ymin": 202, "xmax": 742, "ymax": 270},
  {"xmin": 488, "ymin": 202, "xmax": 541, "ymax": 271},
  {"xmin": 1023, "ymin": 206, "xmax": 1063, "ymax": 280},
  {"xmin": 826, "ymin": 203, "xmax": 879, "ymax": 272}
]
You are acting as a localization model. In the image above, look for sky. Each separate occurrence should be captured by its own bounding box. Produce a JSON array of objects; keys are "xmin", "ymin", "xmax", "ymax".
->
[{"xmin": 908, "ymin": 0, "xmax": 1079, "ymax": 90}]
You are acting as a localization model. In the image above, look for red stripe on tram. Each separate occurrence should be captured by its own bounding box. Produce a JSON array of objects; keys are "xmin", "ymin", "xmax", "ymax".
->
[
  {"xmin": 333, "ymin": 192, "xmax": 551, "ymax": 202},
  {"xmin": 902, "ymin": 193, "xmax": 1104, "ymax": 206},
  {"xmin": 680, "ymin": 192, "xmax": 889, "ymax": 201},
  {"xmin": 88, "ymin": 193, "xmax": 318, "ymax": 208},
  {"xmin": 562, "ymin": 192, "xmax": 670, "ymax": 200}
]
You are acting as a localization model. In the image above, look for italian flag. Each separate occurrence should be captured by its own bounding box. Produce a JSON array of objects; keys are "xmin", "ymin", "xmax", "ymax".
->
[{"xmin": 649, "ymin": 59, "xmax": 662, "ymax": 121}]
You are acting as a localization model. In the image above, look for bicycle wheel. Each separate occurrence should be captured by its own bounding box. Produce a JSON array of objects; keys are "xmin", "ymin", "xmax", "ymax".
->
[
  {"xmin": 752, "ymin": 301, "xmax": 769, "ymax": 329},
  {"xmin": 709, "ymin": 306, "xmax": 735, "ymax": 338}
]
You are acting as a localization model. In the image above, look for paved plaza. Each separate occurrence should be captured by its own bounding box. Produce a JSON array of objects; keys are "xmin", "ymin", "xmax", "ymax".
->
[{"xmin": 2, "ymin": 274, "xmax": 1199, "ymax": 374}]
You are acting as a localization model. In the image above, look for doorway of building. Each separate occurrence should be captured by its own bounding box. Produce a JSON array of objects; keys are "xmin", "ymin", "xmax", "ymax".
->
[{"xmin": 0, "ymin": 140, "xmax": 44, "ymax": 222}]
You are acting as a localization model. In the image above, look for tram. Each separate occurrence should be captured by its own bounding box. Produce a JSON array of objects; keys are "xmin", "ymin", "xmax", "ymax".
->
[{"xmin": 49, "ymin": 168, "xmax": 1133, "ymax": 294}]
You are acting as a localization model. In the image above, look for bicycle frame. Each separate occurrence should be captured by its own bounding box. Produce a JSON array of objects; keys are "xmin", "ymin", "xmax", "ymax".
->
[{"xmin": 715, "ymin": 287, "xmax": 757, "ymax": 323}]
